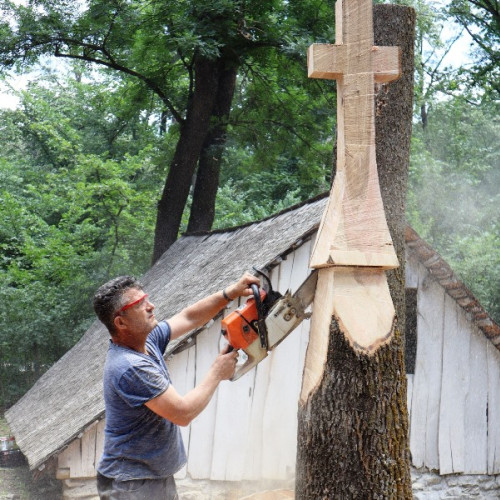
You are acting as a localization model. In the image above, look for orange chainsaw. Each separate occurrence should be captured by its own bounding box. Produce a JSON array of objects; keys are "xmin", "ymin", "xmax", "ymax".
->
[{"xmin": 221, "ymin": 270, "xmax": 317, "ymax": 381}]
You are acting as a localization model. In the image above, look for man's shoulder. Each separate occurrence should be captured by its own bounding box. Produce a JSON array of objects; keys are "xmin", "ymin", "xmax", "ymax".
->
[
  {"xmin": 104, "ymin": 343, "xmax": 152, "ymax": 376},
  {"xmin": 146, "ymin": 320, "xmax": 171, "ymax": 350}
]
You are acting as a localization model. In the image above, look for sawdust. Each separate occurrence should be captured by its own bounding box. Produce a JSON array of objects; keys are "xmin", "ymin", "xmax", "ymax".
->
[{"xmin": 240, "ymin": 490, "xmax": 294, "ymax": 500}]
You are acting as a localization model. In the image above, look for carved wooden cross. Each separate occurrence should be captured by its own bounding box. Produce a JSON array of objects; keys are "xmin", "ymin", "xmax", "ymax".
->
[
  {"xmin": 301, "ymin": 0, "xmax": 402, "ymax": 401},
  {"xmin": 308, "ymin": 0, "xmax": 400, "ymax": 269}
]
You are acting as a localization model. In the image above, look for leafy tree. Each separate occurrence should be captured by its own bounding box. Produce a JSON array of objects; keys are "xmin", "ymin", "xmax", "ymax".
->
[
  {"xmin": 407, "ymin": 95, "xmax": 499, "ymax": 322},
  {"xmin": 0, "ymin": 81, "xmax": 163, "ymax": 407},
  {"xmin": 0, "ymin": 0, "xmax": 335, "ymax": 261},
  {"xmin": 448, "ymin": 0, "xmax": 500, "ymax": 97}
]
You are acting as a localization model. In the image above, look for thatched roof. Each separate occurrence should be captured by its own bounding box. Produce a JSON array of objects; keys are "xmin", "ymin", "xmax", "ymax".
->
[
  {"xmin": 6, "ymin": 194, "xmax": 499, "ymax": 471},
  {"xmin": 5, "ymin": 196, "xmax": 326, "ymax": 471},
  {"xmin": 405, "ymin": 225, "xmax": 500, "ymax": 347}
]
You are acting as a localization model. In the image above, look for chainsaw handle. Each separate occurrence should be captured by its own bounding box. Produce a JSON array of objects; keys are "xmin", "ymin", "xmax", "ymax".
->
[{"xmin": 251, "ymin": 284, "xmax": 268, "ymax": 350}]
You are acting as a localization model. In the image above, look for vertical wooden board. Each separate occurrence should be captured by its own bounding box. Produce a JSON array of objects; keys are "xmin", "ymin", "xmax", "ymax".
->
[
  {"xmin": 409, "ymin": 265, "xmax": 444, "ymax": 470},
  {"xmin": 209, "ymin": 360, "xmax": 254, "ymax": 481},
  {"xmin": 405, "ymin": 253, "xmax": 419, "ymax": 289},
  {"xmin": 298, "ymin": 238, "xmax": 316, "ymax": 369},
  {"xmin": 80, "ymin": 424, "xmax": 98, "ymax": 477},
  {"xmin": 57, "ymin": 439, "xmax": 81, "ymax": 478},
  {"xmin": 260, "ymin": 249, "xmax": 310, "ymax": 480},
  {"xmin": 187, "ymin": 318, "xmax": 223, "ymax": 479},
  {"xmin": 406, "ymin": 374, "xmax": 413, "ymax": 420},
  {"xmin": 242, "ymin": 349, "xmax": 272, "ymax": 480},
  {"xmin": 464, "ymin": 325, "xmax": 488, "ymax": 474},
  {"xmin": 168, "ymin": 345, "xmax": 196, "ymax": 479},
  {"xmin": 487, "ymin": 341, "xmax": 500, "ymax": 474},
  {"xmin": 95, "ymin": 420, "xmax": 105, "ymax": 474},
  {"xmin": 438, "ymin": 296, "xmax": 469, "ymax": 474}
]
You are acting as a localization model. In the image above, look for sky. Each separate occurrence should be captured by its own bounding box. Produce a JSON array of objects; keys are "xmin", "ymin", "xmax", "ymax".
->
[{"xmin": 0, "ymin": 5, "xmax": 475, "ymax": 111}]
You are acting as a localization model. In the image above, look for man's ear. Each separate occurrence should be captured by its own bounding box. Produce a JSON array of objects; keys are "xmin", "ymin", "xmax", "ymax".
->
[{"xmin": 114, "ymin": 314, "xmax": 127, "ymax": 332}]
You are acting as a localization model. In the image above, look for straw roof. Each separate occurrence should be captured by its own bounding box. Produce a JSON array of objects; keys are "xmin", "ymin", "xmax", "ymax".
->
[{"xmin": 5, "ymin": 196, "xmax": 326, "ymax": 471}]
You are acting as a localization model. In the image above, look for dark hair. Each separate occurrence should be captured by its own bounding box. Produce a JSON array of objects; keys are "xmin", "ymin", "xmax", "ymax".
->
[{"xmin": 93, "ymin": 276, "xmax": 143, "ymax": 335}]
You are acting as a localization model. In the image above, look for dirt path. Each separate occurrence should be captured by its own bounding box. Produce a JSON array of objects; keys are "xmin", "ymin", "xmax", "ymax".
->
[
  {"xmin": 0, "ymin": 464, "xmax": 61, "ymax": 500},
  {"xmin": 1, "ymin": 415, "xmax": 61, "ymax": 500}
]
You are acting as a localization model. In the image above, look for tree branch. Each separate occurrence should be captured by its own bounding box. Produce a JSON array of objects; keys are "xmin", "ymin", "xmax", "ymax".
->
[{"xmin": 51, "ymin": 38, "xmax": 185, "ymax": 124}]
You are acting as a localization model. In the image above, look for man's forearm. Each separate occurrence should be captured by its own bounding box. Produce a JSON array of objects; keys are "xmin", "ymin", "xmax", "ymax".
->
[
  {"xmin": 145, "ymin": 350, "xmax": 237, "ymax": 426},
  {"xmin": 168, "ymin": 272, "xmax": 260, "ymax": 339},
  {"xmin": 168, "ymin": 290, "xmax": 229, "ymax": 339}
]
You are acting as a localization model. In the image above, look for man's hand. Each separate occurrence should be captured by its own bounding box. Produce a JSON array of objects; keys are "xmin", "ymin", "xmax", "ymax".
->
[
  {"xmin": 223, "ymin": 272, "xmax": 260, "ymax": 301},
  {"xmin": 212, "ymin": 344, "xmax": 239, "ymax": 381}
]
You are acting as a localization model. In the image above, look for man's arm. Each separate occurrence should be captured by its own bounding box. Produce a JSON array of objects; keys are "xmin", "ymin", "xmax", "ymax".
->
[
  {"xmin": 145, "ymin": 345, "xmax": 237, "ymax": 426},
  {"xmin": 167, "ymin": 272, "xmax": 260, "ymax": 340}
]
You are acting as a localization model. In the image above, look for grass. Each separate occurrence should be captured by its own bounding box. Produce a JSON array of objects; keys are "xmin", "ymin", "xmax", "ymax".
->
[{"xmin": 0, "ymin": 416, "xmax": 10, "ymax": 437}]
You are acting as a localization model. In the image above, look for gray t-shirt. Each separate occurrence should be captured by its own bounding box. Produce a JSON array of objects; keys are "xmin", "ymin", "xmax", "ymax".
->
[{"xmin": 98, "ymin": 321, "xmax": 187, "ymax": 480}]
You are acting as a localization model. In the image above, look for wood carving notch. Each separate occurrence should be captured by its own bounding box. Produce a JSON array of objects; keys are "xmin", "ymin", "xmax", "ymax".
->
[{"xmin": 302, "ymin": 0, "xmax": 402, "ymax": 402}]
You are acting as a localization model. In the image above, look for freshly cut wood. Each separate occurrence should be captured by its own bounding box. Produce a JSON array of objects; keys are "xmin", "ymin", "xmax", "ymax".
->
[
  {"xmin": 240, "ymin": 490, "xmax": 294, "ymax": 500},
  {"xmin": 297, "ymin": 2, "xmax": 415, "ymax": 497},
  {"xmin": 307, "ymin": 0, "xmax": 400, "ymax": 270},
  {"xmin": 300, "ymin": 267, "xmax": 395, "ymax": 403}
]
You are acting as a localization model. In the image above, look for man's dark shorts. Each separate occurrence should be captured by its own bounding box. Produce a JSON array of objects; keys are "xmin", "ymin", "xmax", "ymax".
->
[{"xmin": 97, "ymin": 472, "xmax": 178, "ymax": 500}]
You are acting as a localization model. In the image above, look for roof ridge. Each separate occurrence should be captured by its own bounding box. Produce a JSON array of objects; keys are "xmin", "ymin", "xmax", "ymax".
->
[{"xmin": 405, "ymin": 225, "xmax": 500, "ymax": 350}]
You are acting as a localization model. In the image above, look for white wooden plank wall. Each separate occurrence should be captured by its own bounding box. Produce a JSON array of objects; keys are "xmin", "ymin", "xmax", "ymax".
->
[
  {"xmin": 438, "ymin": 294, "xmax": 469, "ymax": 473},
  {"xmin": 487, "ymin": 340, "xmax": 500, "ymax": 473},
  {"xmin": 409, "ymin": 261, "xmax": 444, "ymax": 470},
  {"xmin": 57, "ymin": 420, "xmax": 105, "ymax": 479},
  {"xmin": 406, "ymin": 255, "xmax": 498, "ymax": 475}
]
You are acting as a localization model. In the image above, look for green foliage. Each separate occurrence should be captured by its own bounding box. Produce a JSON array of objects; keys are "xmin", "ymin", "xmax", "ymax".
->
[
  {"xmin": 213, "ymin": 175, "xmax": 303, "ymax": 230},
  {"xmin": 408, "ymin": 96, "xmax": 500, "ymax": 323},
  {"xmin": 0, "ymin": 80, "xmax": 162, "ymax": 408},
  {"xmin": 448, "ymin": 0, "xmax": 500, "ymax": 97}
]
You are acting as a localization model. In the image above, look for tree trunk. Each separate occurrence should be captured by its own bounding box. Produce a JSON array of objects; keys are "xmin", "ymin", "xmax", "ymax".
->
[
  {"xmin": 374, "ymin": 3, "xmax": 416, "ymax": 348},
  {"xmin": 152, "ymin": 56, "xmax": 220, "ymax": 263},
  {"xmin": 187, "ymin": 60, "xmax": 238, "ymax": 233},
  {"xmin": 296, "ymin": 5, "xmax": 416, "ymax": 499}
]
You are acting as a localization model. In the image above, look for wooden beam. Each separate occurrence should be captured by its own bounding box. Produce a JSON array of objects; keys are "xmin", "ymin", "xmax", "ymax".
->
[
  {"xmin": 308, "ymin": 44, "xmax": 400, "ymax": 83},
  {"xmin": 307, "ymin": 0, "xmax": 400, "ymax": 270}
]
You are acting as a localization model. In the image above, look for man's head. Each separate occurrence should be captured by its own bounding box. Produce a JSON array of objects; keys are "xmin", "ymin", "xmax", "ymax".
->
[{"xmin": 93, "ymin": 276, "xmax": 143, "ymax": 335}]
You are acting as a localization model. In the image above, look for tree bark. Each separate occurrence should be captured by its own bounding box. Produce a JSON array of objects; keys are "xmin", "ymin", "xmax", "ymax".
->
[
  {"xmin": 374, "ymin": 3, "xmax": 416, "ymax": 347},
  {"xmin": 187, "ymin": 59, "xmax": 238, "ymax": 233},
  {"xmin": 152, "ymin": 56, "xmax": 219, "ymax": 263},
  {"xmin": 296, "ymin": 5, "xmax": 415, "ymax": 499}
]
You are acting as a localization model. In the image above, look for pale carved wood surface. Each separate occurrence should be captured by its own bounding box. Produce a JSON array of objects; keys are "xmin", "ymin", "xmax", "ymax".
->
[
  {"xmin": 301, "ymin": 0, "xmax": 401, "ymax": 403},
  {"xmin": 308, "ymin": 0, "xmax": 400, "ymax": 269}
]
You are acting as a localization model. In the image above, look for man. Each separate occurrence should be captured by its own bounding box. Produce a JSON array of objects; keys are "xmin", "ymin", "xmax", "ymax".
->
[{"xmin": 93, "ymin": 272, "xmax": 260, "ymax": 499}]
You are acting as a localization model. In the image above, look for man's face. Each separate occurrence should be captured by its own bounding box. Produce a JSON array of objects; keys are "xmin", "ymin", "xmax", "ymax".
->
[{"xmin": 115, "ymin": 287, "xmax": 157, "ymax": 337}]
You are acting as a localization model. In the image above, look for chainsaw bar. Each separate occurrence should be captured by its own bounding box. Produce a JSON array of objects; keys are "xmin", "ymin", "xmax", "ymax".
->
[
  {"xmin": 264, "ymin": 270, "xmax": 318, "ymax": 351},
  {"xmin": 292, "ymin": 269, "xmax": 318, "ymax": 313}
]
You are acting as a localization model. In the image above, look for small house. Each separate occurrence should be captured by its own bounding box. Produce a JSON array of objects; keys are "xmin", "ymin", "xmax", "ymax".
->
[{"xmin": 6, "ymin": 196, "xmax": 500, "ymax": 498}]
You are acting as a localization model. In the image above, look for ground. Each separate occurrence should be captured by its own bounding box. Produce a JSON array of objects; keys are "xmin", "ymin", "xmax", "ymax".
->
[
  {"xmin": 0, "ymin": 415, "xmax": 61, "ymax": 500},
  {"xmin": 0, "ymin": 464, "xmax": 61, "ymax": 500}
]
